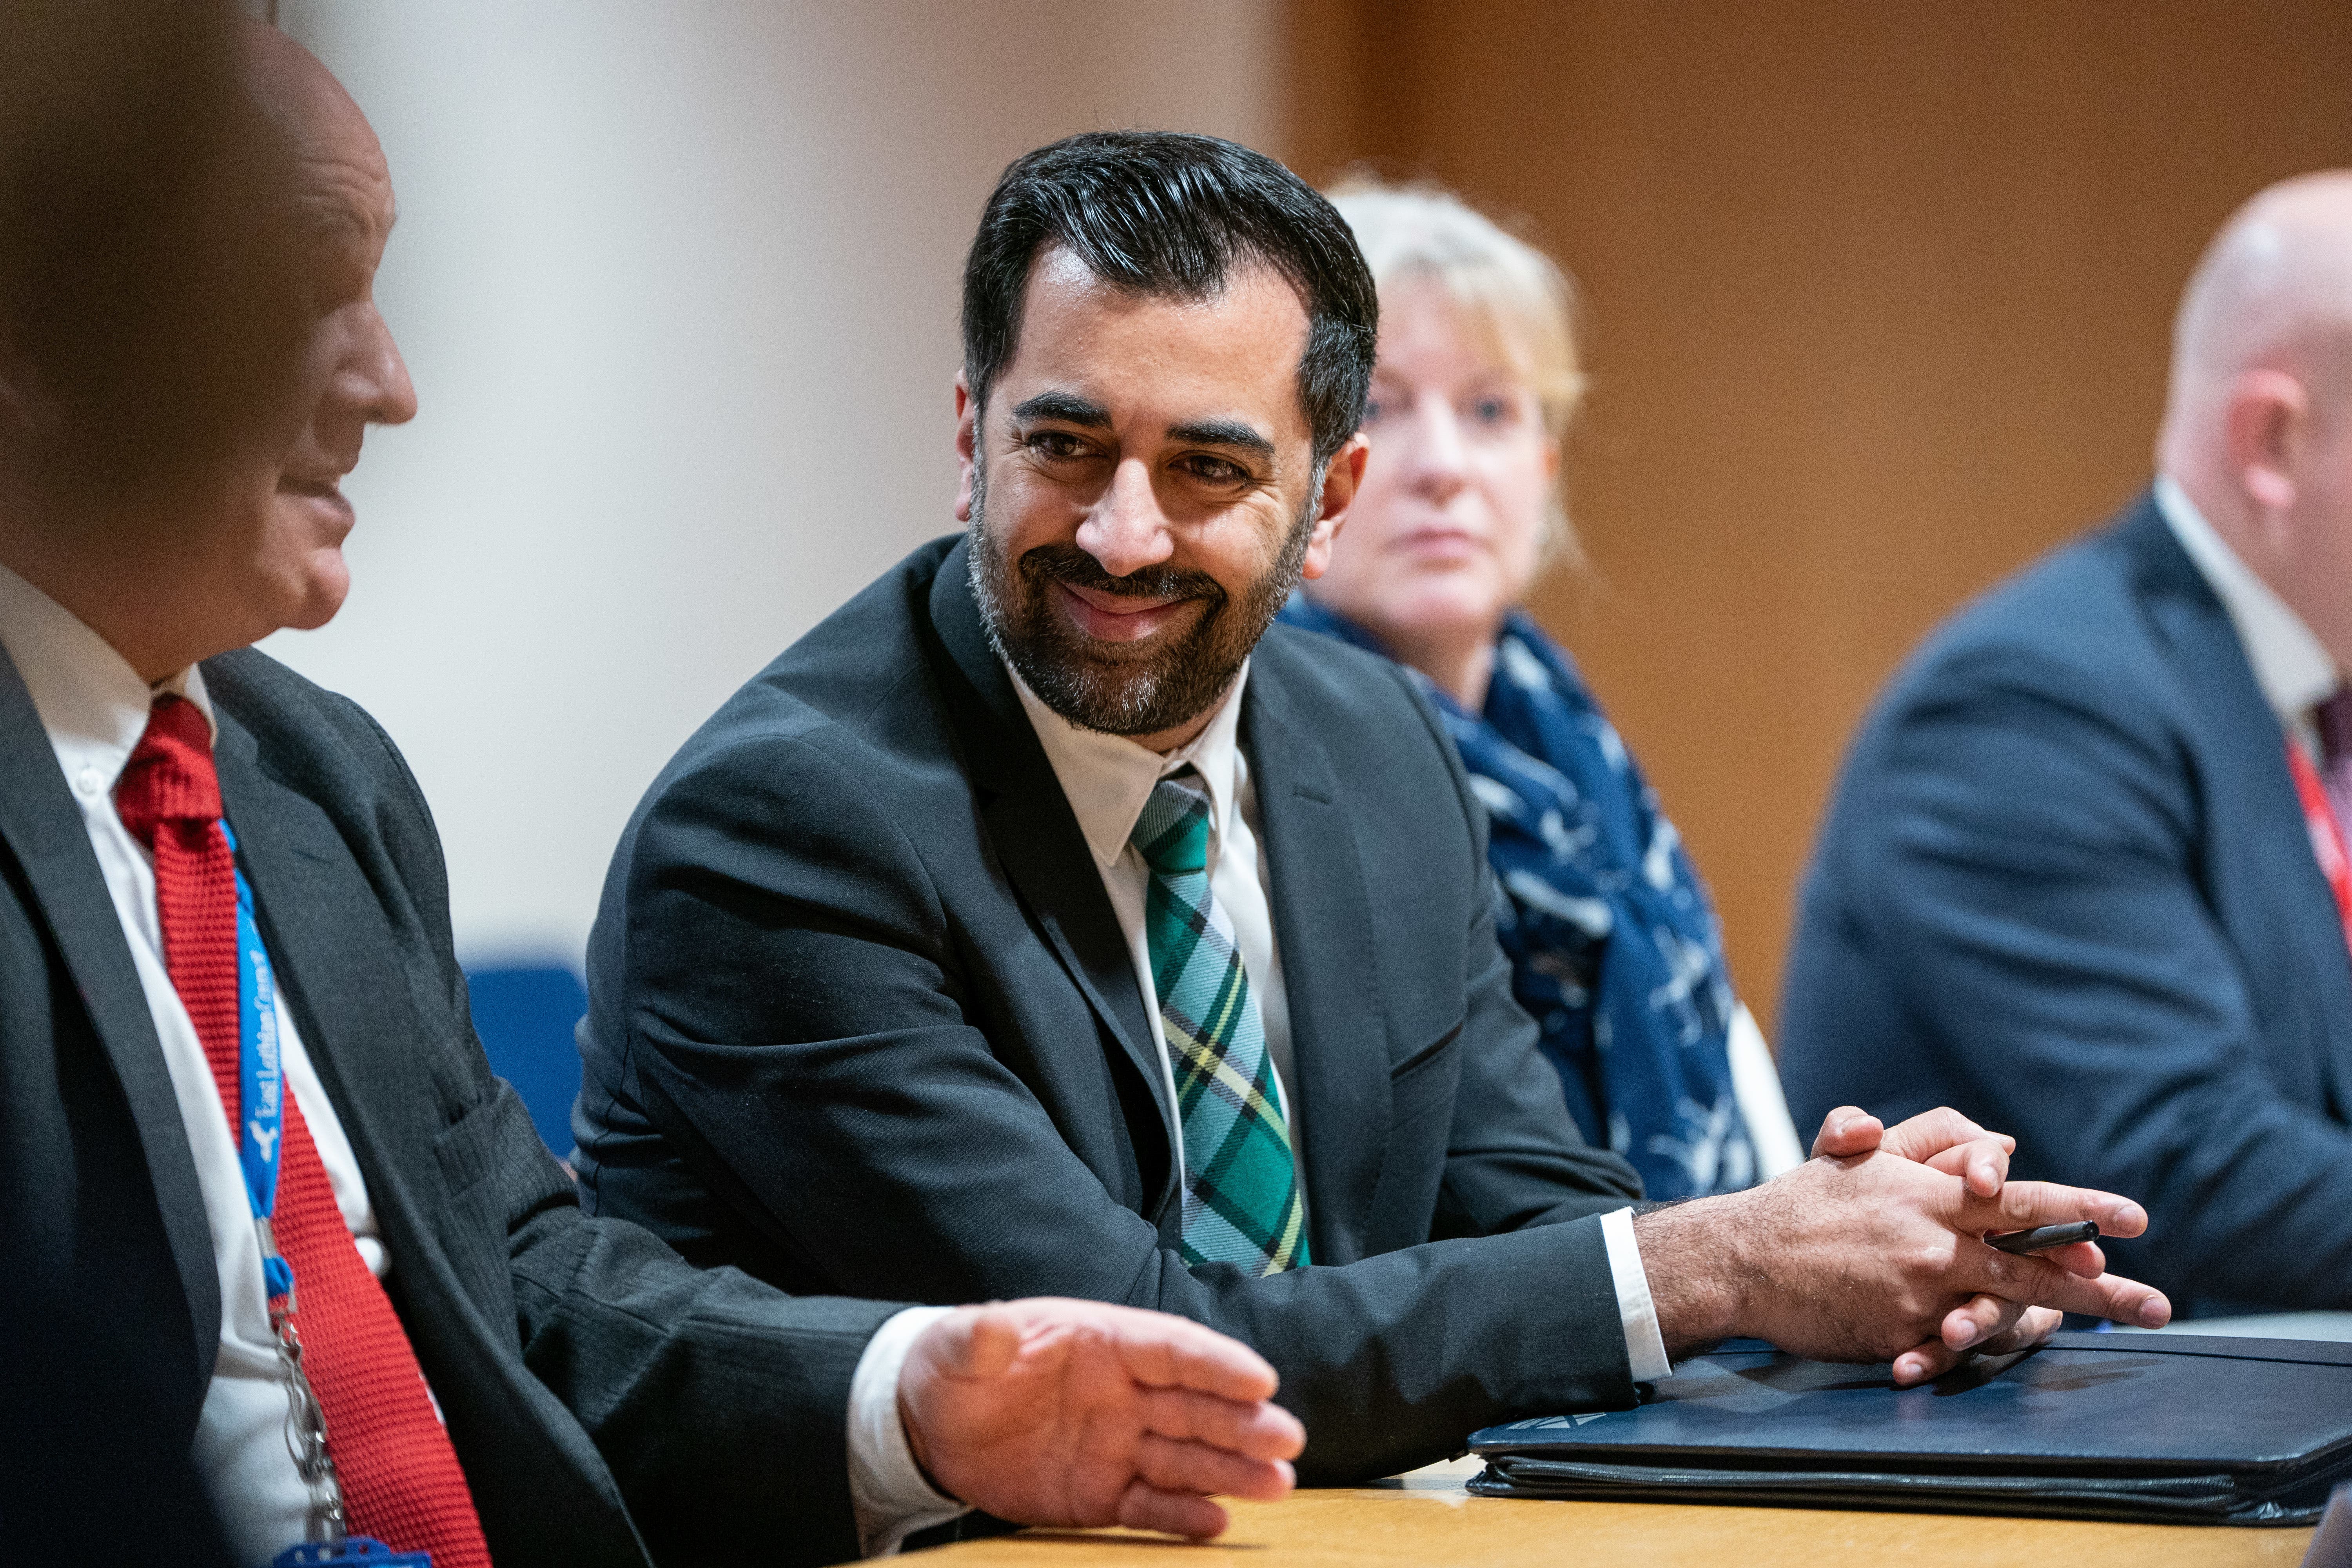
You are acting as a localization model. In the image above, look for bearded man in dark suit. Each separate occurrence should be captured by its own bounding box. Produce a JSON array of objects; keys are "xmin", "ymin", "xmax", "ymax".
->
[{"xmin": 575, "ymin": 130, "xmax": 2171, "ymax": 1489}]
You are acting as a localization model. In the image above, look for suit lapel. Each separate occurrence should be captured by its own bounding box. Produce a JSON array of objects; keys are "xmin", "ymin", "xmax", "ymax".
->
[
  {"xmin": 0, "ymin": 644, "xmax": 221, "ymax": 1376},
  {"xmin": 203, "ymin": 664, "xmax": 655, "ymax": 1558},
  {"xmin": 1241, "ymin": 650, "xmax": 1390, "ymax": 1265},
  {"xmin": 922, "ymin": 541, "xmax": 1176, "ymax": 1180},
  {"xmin": 2125, "ymin": 499, "xmax": 2352, "ymax": 1115}
]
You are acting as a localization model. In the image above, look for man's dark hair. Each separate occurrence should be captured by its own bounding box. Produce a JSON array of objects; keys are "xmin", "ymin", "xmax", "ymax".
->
[{"xmin": 962, "ymin": 130, "xmax": 1377, "ymax": 467}]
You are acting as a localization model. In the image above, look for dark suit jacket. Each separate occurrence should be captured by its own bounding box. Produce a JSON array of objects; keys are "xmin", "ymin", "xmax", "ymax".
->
[
  {"xmin": 0, "ymin": 641, "xmax": 902, "ymax": 1567},
  {"xmin": 575, "ymin": 534, "xmax": 1647, "ymax": 1485},
  {"xmin": 1779, "ymin": 491, "xmax": 2352, "ymax": 1316}
]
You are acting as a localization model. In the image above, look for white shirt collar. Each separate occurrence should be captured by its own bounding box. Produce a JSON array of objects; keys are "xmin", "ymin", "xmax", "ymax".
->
[
  {"xmin": 1007, "ymin": 658, "xmax": 1249, "ymax": 869},
  {"xmin": 2153, "ymin": 473, "xmax": 2340, "ymax": 725},
  {"xmin": 0, "ymin": 558, "xmax": 215, "ymax": 797}
]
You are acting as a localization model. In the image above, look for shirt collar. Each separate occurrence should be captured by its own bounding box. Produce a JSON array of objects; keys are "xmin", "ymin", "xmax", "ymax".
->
[
  {"xmin": 2154, "ymin": 473, "xmax": 2340, "ymax": 724},
  {"xmin": 1007, "ymin": 657, "xmax": 1249, "ymax": 869},
  {"xmin": 0, "ymin": 558, "xmax": 215, "ymax": 799}
]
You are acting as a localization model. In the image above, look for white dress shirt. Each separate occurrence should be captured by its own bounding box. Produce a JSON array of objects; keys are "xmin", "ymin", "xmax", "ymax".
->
[
  {"xmin": 1726, "ymin": 1005, "xmax": 1806, "ymax": 1180},
  {"xmin": 0, "ymin": 563, "xmax": 955, "ymax": 1562},
  {"xmin": 1009, "ymin": 658, "xmax": 1672, "ymax": 1382},
  {"xmin": 2155, "ymin": 474, "xmax": 2341, "ymax": 748}
]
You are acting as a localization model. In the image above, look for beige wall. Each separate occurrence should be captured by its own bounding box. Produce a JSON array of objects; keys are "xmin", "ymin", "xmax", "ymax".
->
[
  {"xmin": 1286, "ymin": 0, "xmax": 2352, "ymax": 1027},
  {"xmin": 263, "ymin": 1, "xmax": 1279, "ymax": 962},
  {"xmin": 242, "ymin": 2, "xmax": 2352, "ymax": 1005}
]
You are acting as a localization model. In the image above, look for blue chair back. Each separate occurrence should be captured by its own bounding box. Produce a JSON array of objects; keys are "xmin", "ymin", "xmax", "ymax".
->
[{"xmin": 464, "ymin": 964, "xmax": 588, "ymax": 1155}]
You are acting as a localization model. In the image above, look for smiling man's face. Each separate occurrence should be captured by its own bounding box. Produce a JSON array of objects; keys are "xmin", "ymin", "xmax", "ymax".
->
[{"xmin": 958, "ymin": 247, "xmax": 1364, "ymax": 751}]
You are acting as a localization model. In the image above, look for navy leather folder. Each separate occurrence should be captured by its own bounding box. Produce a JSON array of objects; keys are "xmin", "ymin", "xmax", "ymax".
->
[{"xmin": 1467, "ymin": 1333, "xmax": 2352, "ymax": 1525}]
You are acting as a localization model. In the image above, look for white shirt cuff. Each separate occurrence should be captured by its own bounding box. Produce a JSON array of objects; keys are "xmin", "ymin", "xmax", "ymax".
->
[
  {"xmin": 1601, "ymin": 1207, "xmax": 1672, "ymax": 1383},
  {"xmin": 846, "ymin": 1305, "xmax": 971, "ymax": 1556}
]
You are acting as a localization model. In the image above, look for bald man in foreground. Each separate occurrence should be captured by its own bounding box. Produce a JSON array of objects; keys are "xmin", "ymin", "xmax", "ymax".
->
[{"xmin": 1782, "ymin": 171, "xmax": 2352, "ymax": 1317}]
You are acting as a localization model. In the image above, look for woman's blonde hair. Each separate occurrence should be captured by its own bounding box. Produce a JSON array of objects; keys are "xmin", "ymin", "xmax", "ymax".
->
[{"xmin": 1326, "ymin": 176, "xmax": 1588, "ymax": 567}]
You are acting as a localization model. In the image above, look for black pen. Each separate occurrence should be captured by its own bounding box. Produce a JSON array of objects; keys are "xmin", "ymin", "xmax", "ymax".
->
[{"xmin": 1986, "ymin": 1220, "xmax": 2100, "ymax": 1255}]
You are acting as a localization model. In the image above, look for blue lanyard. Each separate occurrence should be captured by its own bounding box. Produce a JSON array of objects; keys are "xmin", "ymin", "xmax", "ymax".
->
[
  {"xmin": 217, "ymin": 825, "xmax": 382, "ymax": 1558},
  {"xmin": 218, "ymin": 822, "xmax": 294, "ymax": 1305}
]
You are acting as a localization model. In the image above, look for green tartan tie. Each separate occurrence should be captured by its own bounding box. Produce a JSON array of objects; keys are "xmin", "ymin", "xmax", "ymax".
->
[{"xmin": 1130, "ymin": 771, "xmax": 1308, "ymax": 1274}]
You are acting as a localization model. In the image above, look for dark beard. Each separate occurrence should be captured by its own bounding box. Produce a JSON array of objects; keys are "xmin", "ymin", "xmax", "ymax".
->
[{"xmin": 968, "ymin": 459, "xmax": 1321, "ymax": 739}]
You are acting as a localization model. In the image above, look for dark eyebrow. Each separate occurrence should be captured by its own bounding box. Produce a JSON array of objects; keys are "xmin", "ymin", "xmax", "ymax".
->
[
  {"xmin": 1011, "ymin": 391, "xmax": 1111, "ymax": 428},
  {"xmin": 1167, "ymin": 419, "xmax": 1276, "ymax": 461}
]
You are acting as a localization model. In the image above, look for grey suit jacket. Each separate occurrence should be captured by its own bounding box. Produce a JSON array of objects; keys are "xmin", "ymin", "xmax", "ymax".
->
[
  {"xmin": 576, "ymin": 534, "xmax": 1648, "ymax": 1485},
  {"xmin": 0, "ymin": 641, "xmax": 900, "ymax": 1566}
]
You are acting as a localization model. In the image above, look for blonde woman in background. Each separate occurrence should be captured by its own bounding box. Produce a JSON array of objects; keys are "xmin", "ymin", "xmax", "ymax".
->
[{"xmin": 1279, "ymin": 180, "xmax": 1804, "ymax": 1196}]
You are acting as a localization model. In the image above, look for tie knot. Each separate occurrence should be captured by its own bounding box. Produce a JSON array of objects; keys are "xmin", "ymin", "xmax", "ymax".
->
[
  {"xmin": 1130, "ymin": 773, "xmax": 1210, "ymax": 876},
  {"xmin": 114, "ymin": 694, "xmax": 221, "ymax": 849}
]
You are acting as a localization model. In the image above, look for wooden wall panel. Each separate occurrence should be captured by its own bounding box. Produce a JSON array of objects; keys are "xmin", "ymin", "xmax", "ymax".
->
[{"xmin": 1281, "ymin": 0, "xmax": 2352, "ymax": 1031}]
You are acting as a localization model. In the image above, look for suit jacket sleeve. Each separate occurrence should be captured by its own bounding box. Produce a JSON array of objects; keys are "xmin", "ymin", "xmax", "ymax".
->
[
  {"xmin": 594, "ymin": 720, "xmax": 1642, "ymax": 1486},
  {"xmin": 1836, "ymin": 648, "xmax": 2352, "ymax": 1305},
  {"xmin": 345, "ymin": 698, "xmax": 903, "ymax": 1568}
]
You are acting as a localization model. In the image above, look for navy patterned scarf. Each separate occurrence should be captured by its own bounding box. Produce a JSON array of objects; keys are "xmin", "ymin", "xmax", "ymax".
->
[{"xmin": 1278, "ymin": 597, "xmax": 1756, "ymax": 1198}]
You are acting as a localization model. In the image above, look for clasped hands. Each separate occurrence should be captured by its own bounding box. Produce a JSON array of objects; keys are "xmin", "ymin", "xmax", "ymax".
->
[{"xmin": 1638, "ymin": 1105, "xmax": 2173, "ymax": 1385}]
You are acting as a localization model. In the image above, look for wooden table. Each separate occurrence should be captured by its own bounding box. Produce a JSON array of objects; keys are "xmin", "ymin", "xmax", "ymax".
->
[{"xmin": 913, "ymin": 1459, "xmax": 2317, "ymax": 1566}]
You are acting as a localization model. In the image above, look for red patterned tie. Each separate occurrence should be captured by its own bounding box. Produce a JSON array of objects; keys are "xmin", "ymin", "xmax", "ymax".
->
[{"xmin": 116, "ymin": 694, "xmax": 491, "ymax": 1566}]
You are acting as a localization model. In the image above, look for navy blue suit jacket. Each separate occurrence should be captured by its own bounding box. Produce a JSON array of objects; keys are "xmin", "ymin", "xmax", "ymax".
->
[{"xmin": 1779, "ymin": 490, "xmax": 2352, "ymax": 1315}]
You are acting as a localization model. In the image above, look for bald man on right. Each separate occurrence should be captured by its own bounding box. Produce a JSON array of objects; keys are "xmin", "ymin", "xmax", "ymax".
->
[{"xmin": 1781, "ymin": 172, "xmax": 2352, "ymax": 1318}]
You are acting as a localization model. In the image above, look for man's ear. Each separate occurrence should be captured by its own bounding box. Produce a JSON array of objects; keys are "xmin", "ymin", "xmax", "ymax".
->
[
  {"xmin": 953, "ymin": 375, "xmax": 978, "ymax": 524},
  {"xmin": 2225, "ymin": 367, "xmax": 2307, "ymax": 520},
  {"xmin": 1297, "ymin": 432, "xmax": 1370, "ymax": 581}
]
